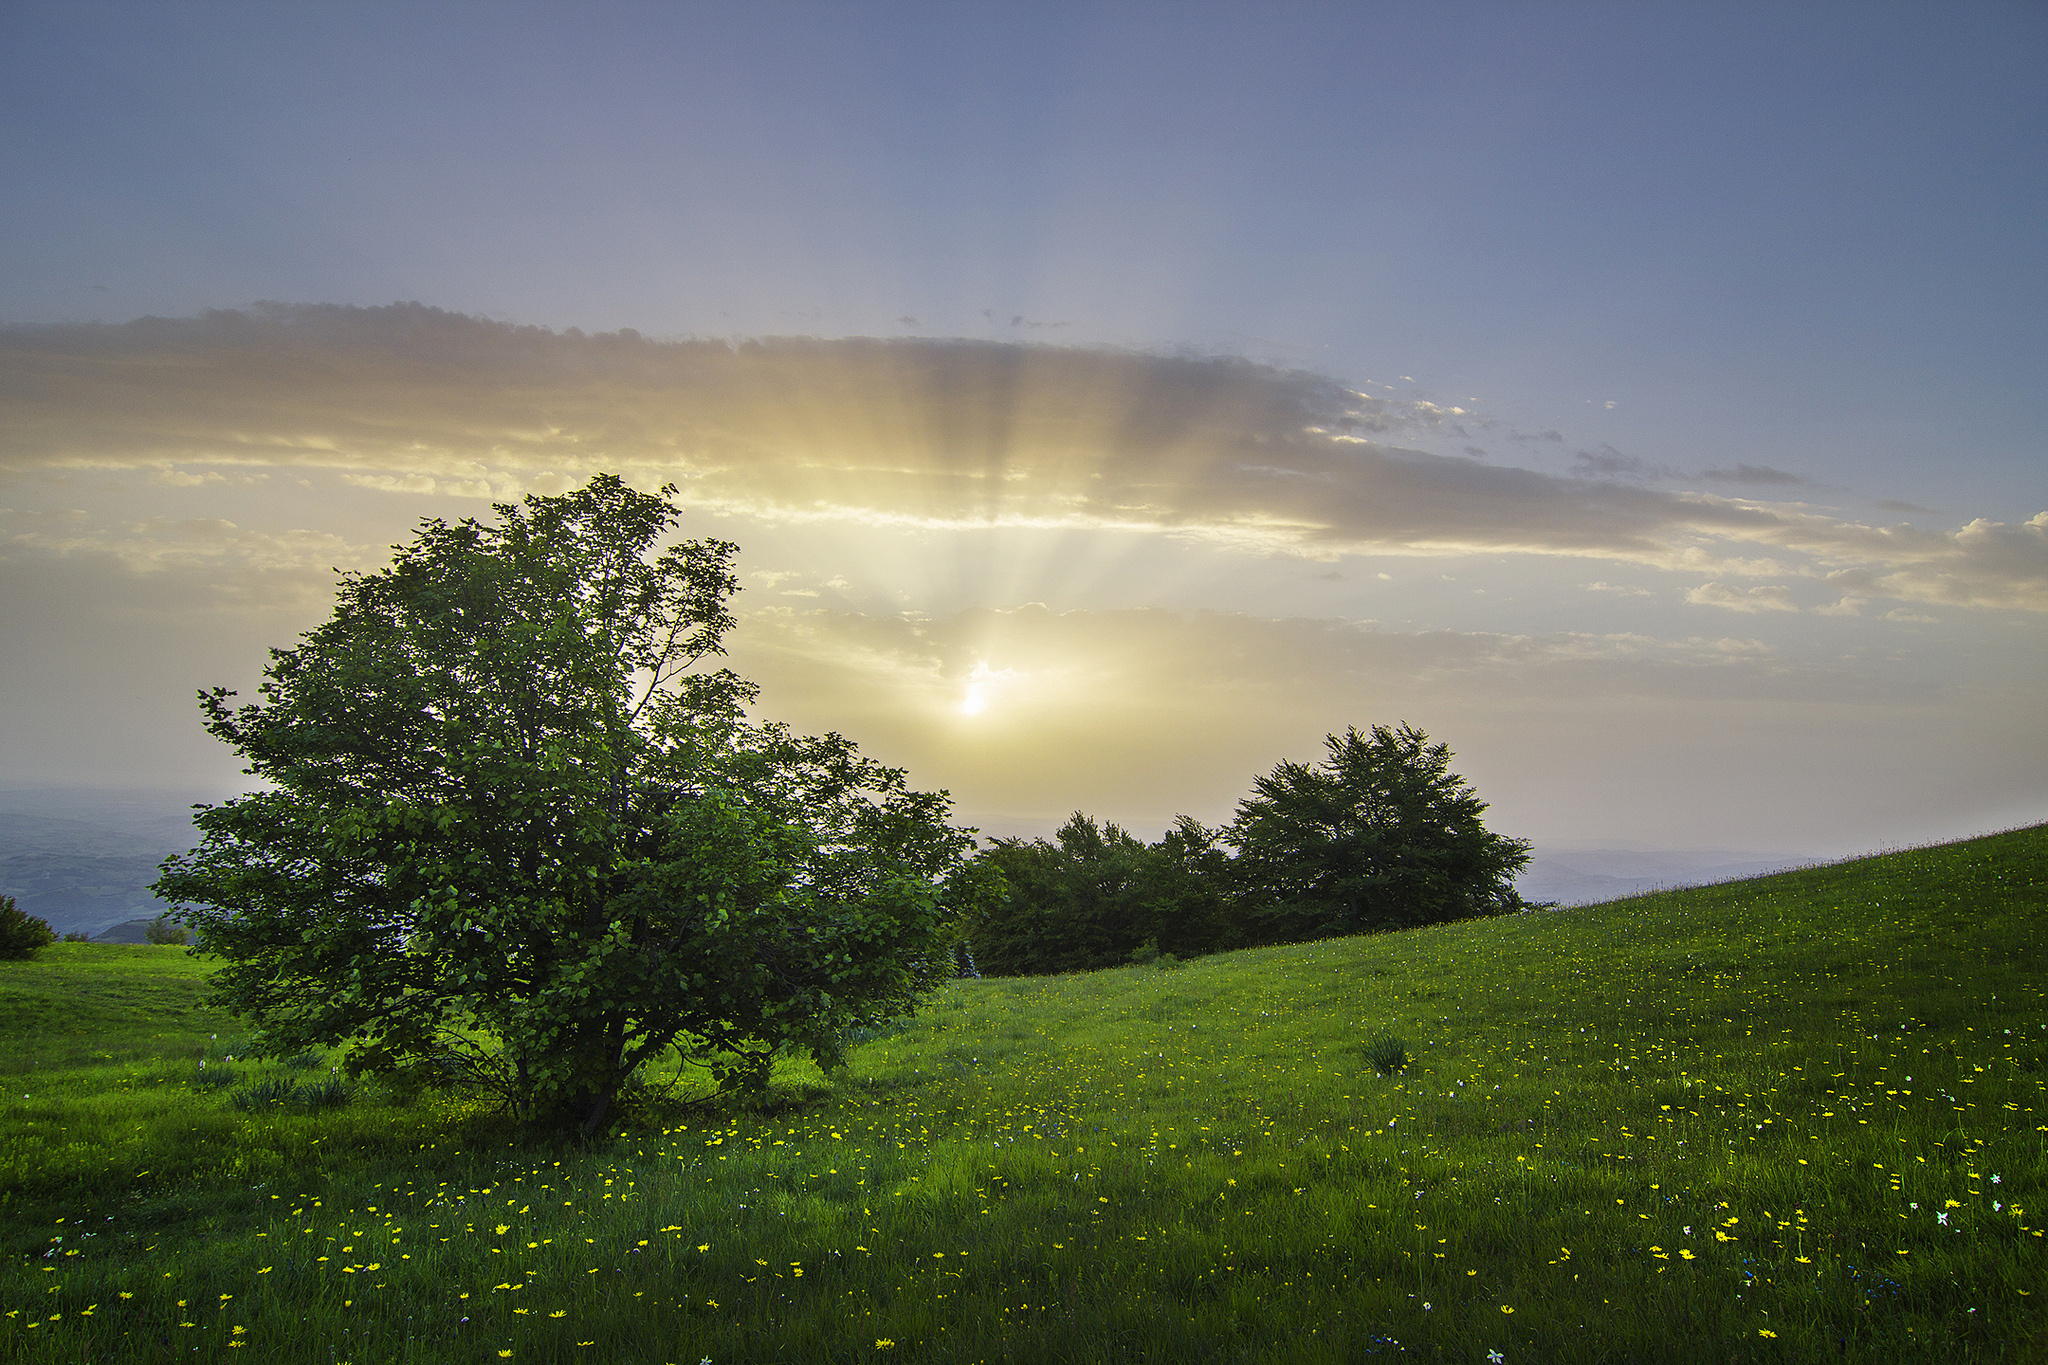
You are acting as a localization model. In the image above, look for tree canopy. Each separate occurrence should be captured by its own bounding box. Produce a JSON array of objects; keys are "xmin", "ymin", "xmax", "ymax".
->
[
  {"xmin": 0, "ymin": 896, "xmax": 57, "ymax": 960},
  {"xmin": 154, "ymin": 475, "xmax": 991, "ymax": 1135},
  {"xmin": 966, "ymin": 814, "xmax": 1234, "ymax": 975},
  {"xmin": 1226, "ymin": 723, "xmax": 1530, "ymax": 940},
  {"xmin": 963, "ymin": 724, "xmax": 1529, "ymax": 973}
]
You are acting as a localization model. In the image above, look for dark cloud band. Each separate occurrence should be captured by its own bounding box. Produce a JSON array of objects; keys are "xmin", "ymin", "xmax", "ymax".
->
[{"xmin": 4, "ymin": 303, "xmax": 2042, "ymax": 609}]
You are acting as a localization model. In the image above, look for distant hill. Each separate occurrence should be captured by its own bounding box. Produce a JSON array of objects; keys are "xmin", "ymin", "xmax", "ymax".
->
[
  {"xmin": 1515, "ymin": 845, "xmax": 1813, "ymax": 906},
  {"xmin": 0, "ymin": 791, "xmax": 209, "ymax": 938},
  {"xmin": 91, "ymin": 918, "xmax": 174, "ymax": 944}
]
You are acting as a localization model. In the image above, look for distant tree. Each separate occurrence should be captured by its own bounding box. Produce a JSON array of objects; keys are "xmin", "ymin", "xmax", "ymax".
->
[
  {"xmin": 62, "ymin": 931, "xmax": 92, "ymax": 943},
  {"xmin": 144, "ymin": 916, "xmax": 190, "ymax": 946},
  {"xmin": 0, "ymin": 896, "xmax": 57, "ymax": 959},
  {"xmin": 1225, "ymin": 723, "xmax": 1530, "ymax": 942},
  {"xmin": 967, "ymin": 813, "xmax": 1239, "ymax": 975},
  {"xmin": 1146, "ymin": 815, "xmax": 1242, "ymax": 956},
  {"xmin": 969, "ymin": 814, "xmax": 1144, "ymax": 975},
  {"xmin": 154, "ymin": 475, "xmax": 993, "ymax": 1137}
]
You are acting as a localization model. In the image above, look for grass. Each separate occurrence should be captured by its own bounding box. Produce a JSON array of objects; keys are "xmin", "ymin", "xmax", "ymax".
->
[{"xmin": 2, "ymin": 826, "xmax": 2044, "ymax": 1363}]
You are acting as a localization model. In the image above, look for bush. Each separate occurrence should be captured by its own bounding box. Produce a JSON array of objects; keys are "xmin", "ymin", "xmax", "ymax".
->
[
  {"xmin": 0, "ymin": 896, "xmax": 57, "ymax": 959},
  {"xmin": 144, "ymin": 915, "xmax": 190, "ymax": 946},
  {"xmin": 296, "ymin": 1077, "xmax": 350, "ymax": 1110},
  {"xmin": 62, "ymin": 931, "xmax": 91, "ymax": 943},
  {"xmin": 280, "ymin": 1051, "xmax": 328, "ymax": 1070},
  {"xmin": 230, "ymin": 1077, "xmax": 299, "ymax": 1110},
  {"xmin": 1363, "ymin": 1033, "xmax": 1409, "ymax": 1075},
  {"xmin": 194, "ymin": 1064, "xmax": 241, "ymax": 1090}
]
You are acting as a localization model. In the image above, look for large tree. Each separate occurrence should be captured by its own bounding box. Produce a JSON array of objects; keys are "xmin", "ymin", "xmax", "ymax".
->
[
  {"xmin": 1225, "ymin": 723, "xmax": 1530, "ymax": 942},
  {"xmin": 154, "ymin": 475, "xmax": 989, "ymax": 1135}
]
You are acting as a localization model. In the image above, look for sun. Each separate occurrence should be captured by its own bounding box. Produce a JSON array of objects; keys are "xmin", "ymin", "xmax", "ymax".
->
[{"xmin": 957, "ymin": 661, "xmax": 1011, "ymax": 716}]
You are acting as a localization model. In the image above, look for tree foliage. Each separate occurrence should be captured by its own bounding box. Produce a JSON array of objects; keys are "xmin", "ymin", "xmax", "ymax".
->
[
  {"xmin": 144, "ymin": 915, "xmax": 190, "ymax": 946},
  {"xmin": 964, "ymin": 724, "xmax": 1528, "ymax": 974},
  {"xmin": 967, "ymin": 814, "xmax": 1236, "ymax": 975},
  {"xmin": 154, "ymin": 475, "xmax": 990, "ymax": 1136},
  {"xmin": 1226, "ymin": 723, "xmax": 1530, "ymax": 940},
  {"xmin": 0, "ymin": 896, "xmax": 57, "ymax": 959}
]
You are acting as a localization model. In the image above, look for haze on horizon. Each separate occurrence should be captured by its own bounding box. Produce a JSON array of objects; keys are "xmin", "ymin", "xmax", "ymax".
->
[{"xmin": 2, "ymin": 2, "xmax": 2043, "ymax": 859}]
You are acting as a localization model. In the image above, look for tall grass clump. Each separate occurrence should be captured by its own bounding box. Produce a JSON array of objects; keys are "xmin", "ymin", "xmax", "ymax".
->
[{"xmin": 1363, "ymin": 1032, "xmax": 1410, "ymax": 1075}]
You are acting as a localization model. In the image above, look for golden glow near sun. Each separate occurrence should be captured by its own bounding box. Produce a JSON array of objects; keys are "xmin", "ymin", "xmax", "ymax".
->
[{"xmin": 958, "ymin": 660, "xmax": 1012, "ymax": 716}]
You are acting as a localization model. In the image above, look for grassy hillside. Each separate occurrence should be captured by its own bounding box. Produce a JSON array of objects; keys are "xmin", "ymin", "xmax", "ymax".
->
[{"xmin": 2, "ymin": 825, "xmax": 2043, "ymax": 1363}]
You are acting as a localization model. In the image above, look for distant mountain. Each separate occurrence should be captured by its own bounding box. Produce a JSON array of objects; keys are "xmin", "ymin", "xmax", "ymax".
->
[
  {"xmin": 1516, "ymin": 846, "xmax": 1814, "ymax": 907},
  {"xmin": 93, "ymin": 918, "xmax": 169, "ymax": 944},
  {"xmin": 0, "ymin": 790, "xmax": 211, "ymax": 938}
]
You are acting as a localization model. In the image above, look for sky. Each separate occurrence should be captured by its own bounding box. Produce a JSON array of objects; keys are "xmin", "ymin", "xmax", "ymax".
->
[{"xmin": 1, "ymin": 1, "xmax": 2043, "ymax": 858}]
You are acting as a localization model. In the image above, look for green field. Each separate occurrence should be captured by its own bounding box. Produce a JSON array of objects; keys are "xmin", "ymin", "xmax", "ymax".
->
[{"xmin": 3, "ymin": 825, "xmax": 2044, "ymax": 1363}]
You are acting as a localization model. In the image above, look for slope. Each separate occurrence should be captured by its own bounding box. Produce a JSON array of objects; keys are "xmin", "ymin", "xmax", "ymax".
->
[{"xmin": 1, "ymin": 824, "xmax": 2042, "ymax": 1363}]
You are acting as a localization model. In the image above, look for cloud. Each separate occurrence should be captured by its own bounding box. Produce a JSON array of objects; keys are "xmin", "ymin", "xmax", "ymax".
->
[
  {"xmin": 1571, "ymin": 445, "xmax": 1658, "ymax": 480},
  {"xmin": 1578, "ymin": 456, "xmax": 1817, "ymax": 492},
  {"xmin": 5, "ymin": 303, "xmax": 2043, "ymax": 610},
  {"xmin": 981, "ymin": 309, "xmax": 1069, "ymax": 330},
  {"xmin": 338, "ymin": 471, "xmax": 510, "ymax": 498},
  {"xmin": 1685, "ymin": 582, "xmax": 1801, "ymax": 613},
  {"xmin": 0, "ymin": 505, "xmax": 376, "ymax": 583},
  {"xmin": 1585, "ymin": 581, "xmax": 1652, "ymax": 596},
  {"xmin": 1879, "ymin": 499, "xmax": 1942, "ymax": 515},
  {"xmin": 1752, "ymin": 509, "xmax": 2048, "ymax": 611},
  {"xmin": 1698, "ymin": 463, "xmax": 1815, "ymax": 487}
]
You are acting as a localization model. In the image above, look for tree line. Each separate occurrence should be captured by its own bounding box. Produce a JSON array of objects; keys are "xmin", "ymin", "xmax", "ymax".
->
[{"xmin": 965, "ymin": 723, "xmax": 1531, "ymax": 976}]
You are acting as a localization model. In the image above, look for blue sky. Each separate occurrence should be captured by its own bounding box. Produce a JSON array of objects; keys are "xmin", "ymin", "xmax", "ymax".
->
[{"xmin": 2, "ymin": 2, "xmax": 2043, "ymax": 853}]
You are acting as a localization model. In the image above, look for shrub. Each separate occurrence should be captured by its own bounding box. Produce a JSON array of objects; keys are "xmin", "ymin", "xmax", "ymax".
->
[
  {"xmin": 1363, "ymin": 1033, "xmax": 1409, "ymax": 1075},
  {"xmin": 230, "ymin": 1077, "xmax": 299, "ymax": 1110},
  {"xmin": 296, "ymin": 1077, "xmax": 350, "ymax": 1110},
  {"xmin": 144, "ymin": 915, "xmax": 190, "ymax": 946},
  {"xmin": 194, "ymin": 1064, "xmax": 241, "ymax": 1090},
  {"xmin": 62, "ymin": 931, "xmax": 91, "ymax": 943},
  {"xmin": 0, "ymin": 896, "xmax": 57, "ymax": 959},
  {"xmin": 280, "ymin": 1051, "xmax": 327, "ymax": 1070}
]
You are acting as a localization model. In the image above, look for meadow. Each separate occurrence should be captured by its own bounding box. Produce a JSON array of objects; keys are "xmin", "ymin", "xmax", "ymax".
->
[{"xmin": 3, "ymin": 825, "xmax": 2044, "ymax": 1363}]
